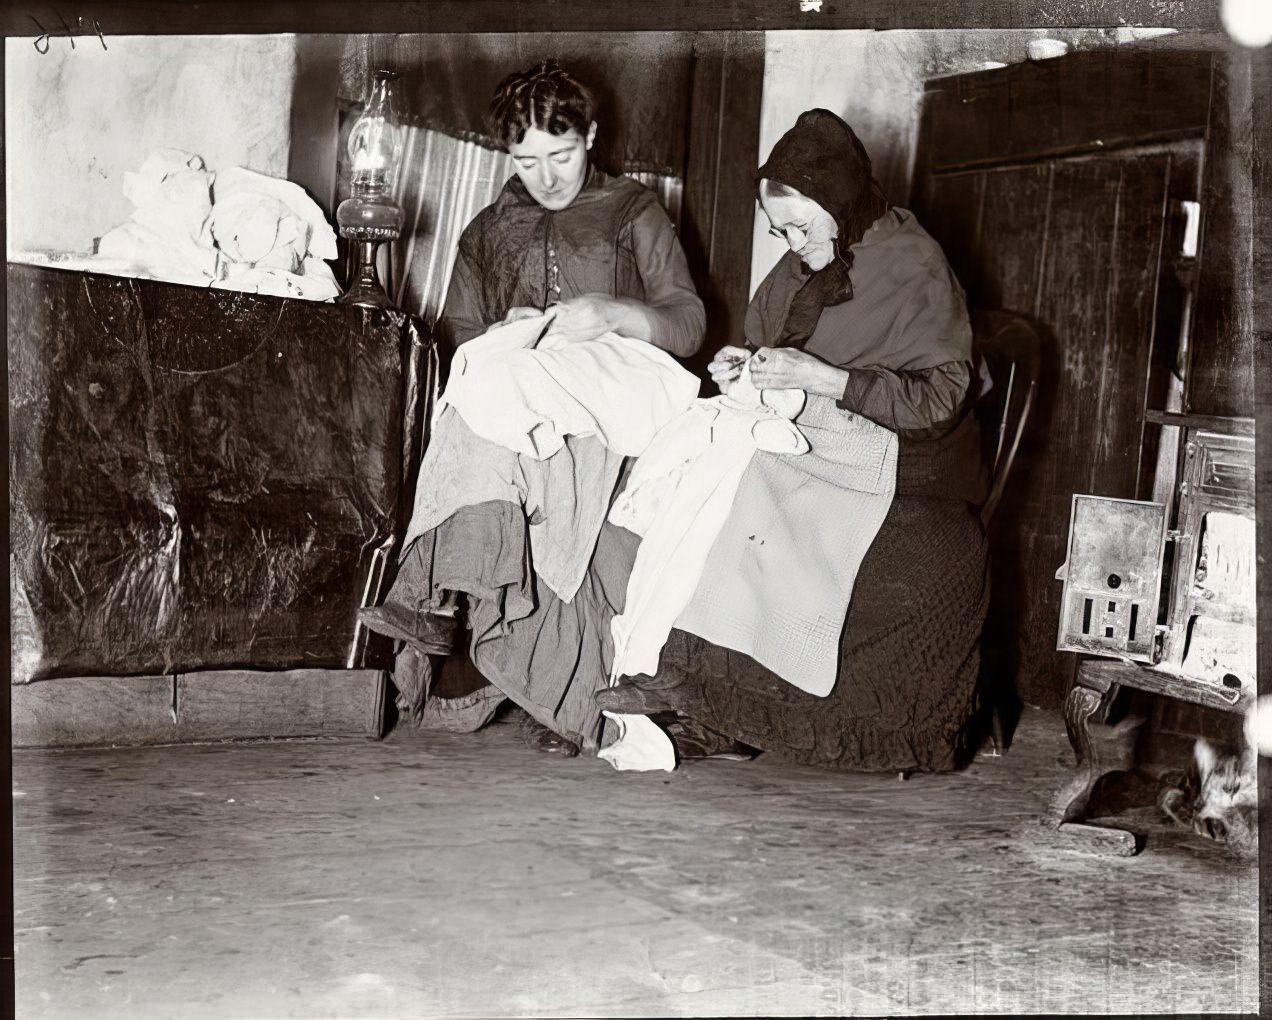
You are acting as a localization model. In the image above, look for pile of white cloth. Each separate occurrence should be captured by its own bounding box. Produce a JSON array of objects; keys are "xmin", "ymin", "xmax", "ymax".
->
[
  {"xmin": 438, "ymin": 311, "xmax": 702, "ymax": 462},
  {"xmin": 403, "ymin": 313, "xmax": 701, "ymax": 605},
  {"xmin": 24, "ymin": 149, "xmax": 340, "ymax": 301}
]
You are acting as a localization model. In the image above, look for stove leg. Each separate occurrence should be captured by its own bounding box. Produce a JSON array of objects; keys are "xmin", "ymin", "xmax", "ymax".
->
[{"xmin": 1055, "ymin": 680, "xmax": 1121, "ymax": 824}]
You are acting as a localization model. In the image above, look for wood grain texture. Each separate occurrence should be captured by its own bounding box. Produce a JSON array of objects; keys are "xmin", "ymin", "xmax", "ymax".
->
[
  {"xmin": 0, "ymin": 2, "xmax": 1225, "ymax": 37},
  {"xmin": 680, "ymin": 31, "xmax": 766, "ymax": 366},
  {"xmin": 1078, "ymin": 658, "xmax": 1249, "ymax": 713},
  {"xmin": 1187, "ymin": 50, "xmax": 1255, "ymax": 416},
  {"xmin": 11, "ymin": 670, "xmax": 386, "ymax": 747},
  {"xmin": 175, "ymin": 670, "xmax": 387, "ymax": 741},
  {"xmin": 12, "ymin": 676, "xmax": 176, "ymax": 749},
  {"xmin": 913, "ymin": 49, "xmax": 1221, "ymax": 711},
  {"xmin": 923, "ymin": 49, "xmax": 1213, "ymax": 171}
]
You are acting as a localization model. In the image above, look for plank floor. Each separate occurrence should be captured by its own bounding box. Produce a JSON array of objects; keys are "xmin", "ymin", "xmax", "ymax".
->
[{"xmin": 12, "ymin": 706, "xmax": 1259, "ymax": 1017}]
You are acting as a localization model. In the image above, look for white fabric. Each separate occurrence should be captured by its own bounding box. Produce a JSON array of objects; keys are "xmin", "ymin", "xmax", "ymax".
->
[
  {"xmin": 401, "ymin": 407, "xmax": 622, "ymax": 605},
  {"xmin": 409, "ymin": 314, "xmax": 699, "ymax": 603},
  {"xmin": 675, "ymin": 396, "xmax": 898, "ymax": 696},
  {"xmin": 27, "ymin": 149, "xmax": 341, "ymax": 301},
  {"xmin": 94, "ymin": 149, "xmax": 218, "ymax": 286},
  {"xmin": 440, "ymin": 314, "xmax": 701, "ymax": 460},
  {"xmin": 608, "ymin": 358, "xmax": 808, "ymax": 682},
  {"xmin": 597, "ymin": 711, "xmax": 677, "ymax": 772}
]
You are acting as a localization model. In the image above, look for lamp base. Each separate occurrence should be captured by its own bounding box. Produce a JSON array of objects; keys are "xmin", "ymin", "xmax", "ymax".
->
[
  {"xmin": 340, "ymin": 279, "xmax": 396, "ymax": 310},
  {"xmin": 340, "ymin": 239, "xmax": 397, "ymax": 310}
]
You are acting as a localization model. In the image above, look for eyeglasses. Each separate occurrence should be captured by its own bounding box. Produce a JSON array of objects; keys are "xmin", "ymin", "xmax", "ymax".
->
[{"xmin": 768, "ymin": 223, "xmax": 809, "ymax": 246}]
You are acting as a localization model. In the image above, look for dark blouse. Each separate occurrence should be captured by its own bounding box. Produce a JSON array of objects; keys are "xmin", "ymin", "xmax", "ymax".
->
[{"xmin": 440, "ymin": 167, "xmax": 705, "ymax": 356}]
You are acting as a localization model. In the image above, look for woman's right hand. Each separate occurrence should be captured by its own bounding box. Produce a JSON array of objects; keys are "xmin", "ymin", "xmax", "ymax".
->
[{"xmin": 708, "ymin": 345, "xmax": 751, "ymax": 388}]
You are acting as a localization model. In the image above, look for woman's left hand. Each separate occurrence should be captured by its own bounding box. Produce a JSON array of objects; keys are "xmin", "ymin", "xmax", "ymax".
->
[{"xmin": 748, "ymin": 347, "xmax": 849, "ymax": 399}]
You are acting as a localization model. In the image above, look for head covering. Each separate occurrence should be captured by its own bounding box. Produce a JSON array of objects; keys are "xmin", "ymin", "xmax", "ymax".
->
[{"xmin": 755, "ymin": 109, "xmax": 889, "ymax": 348}]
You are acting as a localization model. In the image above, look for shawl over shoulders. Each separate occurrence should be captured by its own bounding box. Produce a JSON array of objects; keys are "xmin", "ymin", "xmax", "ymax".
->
[{"xmin": 746, "ymin": 208, "xmax": 974, "ymax": 435}]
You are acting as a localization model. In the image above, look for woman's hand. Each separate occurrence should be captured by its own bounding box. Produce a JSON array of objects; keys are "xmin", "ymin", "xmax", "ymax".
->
[
  {"xmin": 708, "ymin": 345, "xmax": 751, "ymax": 388},
  {"xmin": 747, "ymin": 347, "xmax": 849, "ymax": 399},
  {"xmin": 545, "ymin": 293, "xmax": 619, "ymax": 344}
]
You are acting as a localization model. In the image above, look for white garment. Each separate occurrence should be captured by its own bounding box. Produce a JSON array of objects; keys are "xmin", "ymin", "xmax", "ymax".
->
[
  {"xmin": 410, "ymin": 314, "xmax": 698, "ymax": 603},
  {"xmin": 50, "ymin": 149, "xmax": 341, "ymax": 301},
  {"xmin": 675, "ymin": 396, "xmax": 898, "ymax": 696},
  {"xmin": 597, "ymin": 711, "xmax": 676, "ymax": 772},
  {"xmin": 608, "ymin": 358, "xmax": 808, "ymax": 682},
  {"xmin": 95, "ymin": 149, "xmax": 218, "ymax": 286},
  {"xmin": 208, "ymin": 166, "xmax": 340, "ymax": 299},
  {"xmin": 440, "ymin": 314, "xmax": 701, "ymax": 460}
]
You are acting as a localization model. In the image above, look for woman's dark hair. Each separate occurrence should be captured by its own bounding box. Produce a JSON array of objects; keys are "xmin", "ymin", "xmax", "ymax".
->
[{"xmin": 486, "ymin": 61, "xmax": 596, "ymax": 149}]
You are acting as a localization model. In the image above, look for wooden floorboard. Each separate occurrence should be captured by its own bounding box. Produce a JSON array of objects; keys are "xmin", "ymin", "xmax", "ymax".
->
[
  {"xmin": 10, "ymin": 708, "xmax": 1259, "ymax": 1017},
  {"xmin": 12, "ymin": 669, "xmax": 386, "ymax": 748}
]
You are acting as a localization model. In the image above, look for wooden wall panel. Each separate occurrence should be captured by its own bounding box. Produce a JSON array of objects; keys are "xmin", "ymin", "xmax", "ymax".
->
[
  {"xmin": 11, "ymin": 670, "xmax": 387, "ymax": 748},
  {"xmin": 681, "ymin": 31, "xmax": 766, "ymax": 370},
  {"xmin": 913, "ymin": 49, "xmax": 1218, "ymax": 711},
  {"xmin": 923, "ymin": 157, "xmax": 1178, "ymax": 707},
  {"xmin": 914, "ymin": 172, "xmax": 983, "ymax": 299},
  {"xmin": 972, "ymin": 166, "xmax": 1053, "ymax": 314},
  {"xmin": 1186, "ymin": 51, "xmax": 1255, "ymax": 417},
  {"xmin": 1089, "ymin": 155, "xmax": 1173, "ymax": 492},
  {"xmin": 924, "ymin": 50, "xmax": 1213, "ymax": 172}
]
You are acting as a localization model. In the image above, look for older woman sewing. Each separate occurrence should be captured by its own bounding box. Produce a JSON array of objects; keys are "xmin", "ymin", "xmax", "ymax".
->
[{"xmin": 598, "ymin": 109, "xmax": 990, "ymax": 772}]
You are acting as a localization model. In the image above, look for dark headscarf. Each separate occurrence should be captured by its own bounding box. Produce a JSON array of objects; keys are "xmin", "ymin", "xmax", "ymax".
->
[{"xmin": 755, "ymin": 109, "xmax": 890, "ymax": 348}]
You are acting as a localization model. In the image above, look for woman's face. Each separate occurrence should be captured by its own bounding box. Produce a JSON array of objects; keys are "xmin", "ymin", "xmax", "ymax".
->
[
  {"xmin": 760, "ymin": 187, "xmax": 839, "ymax": 271},
  {"xmin": 508, "ymin": 123, "xmax": 596, "ymax": 211}
]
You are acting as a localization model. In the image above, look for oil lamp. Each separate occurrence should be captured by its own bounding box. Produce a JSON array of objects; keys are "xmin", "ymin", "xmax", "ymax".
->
[{"xmin": 337, "ymin": 69, "xmax": 406, "ymax": 308}]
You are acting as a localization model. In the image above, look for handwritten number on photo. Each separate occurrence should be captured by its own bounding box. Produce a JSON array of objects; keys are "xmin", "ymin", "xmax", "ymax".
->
[{"xmin": 31, "ymin": 14, "xmax": 108, "ymax": 52}]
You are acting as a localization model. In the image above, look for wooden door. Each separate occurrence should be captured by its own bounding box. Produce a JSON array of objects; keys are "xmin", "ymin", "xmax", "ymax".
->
[{"xmin": 911, "ymin": 49, "xmax": 1217, "ymax": 709}]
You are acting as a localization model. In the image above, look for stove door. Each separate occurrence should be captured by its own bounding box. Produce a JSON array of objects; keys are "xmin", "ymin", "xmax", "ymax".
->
[{"xmin": 1055, "ymin": 495, "xmax": 1168, "ymax": 663}]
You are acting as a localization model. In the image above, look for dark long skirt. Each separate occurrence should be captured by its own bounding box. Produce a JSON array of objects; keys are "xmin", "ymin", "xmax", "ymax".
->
[{"xmin": 646, "ymin": 415, "xmax": 991, "ymax": 773}]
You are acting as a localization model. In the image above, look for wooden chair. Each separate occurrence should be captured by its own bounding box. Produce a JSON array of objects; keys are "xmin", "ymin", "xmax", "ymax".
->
[
  {"xmin": 970, "ymin": 309, "xmax": 1042, "ymax": 753},
  {"xmin": 971, "ymin": 309, "xmax": 1042, "ymax": 528}
]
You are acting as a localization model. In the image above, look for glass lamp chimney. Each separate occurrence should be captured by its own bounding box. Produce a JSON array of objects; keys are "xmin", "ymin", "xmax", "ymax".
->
[{"xmin": 337, "ymin": 69, "xmax": 407, "ymax": 308}]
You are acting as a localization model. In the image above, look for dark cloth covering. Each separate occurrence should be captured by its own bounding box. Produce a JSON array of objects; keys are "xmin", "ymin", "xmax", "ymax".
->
[{"xmin": 8, "ymin": 264, "xmax": 405, "ymax": 683}]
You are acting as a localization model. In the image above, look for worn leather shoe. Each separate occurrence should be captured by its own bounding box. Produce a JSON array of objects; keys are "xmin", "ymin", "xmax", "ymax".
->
[
  {"xmin": 517, "ymin": 712, "xmax": 580, "ymax": 757},
  {"xmin": 594, "ymin": 675, "xmax": 690, "ymax": 715},
  {"xmin": 358, "ymin": 602, "xmax": 456, "ymax": 655}
]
